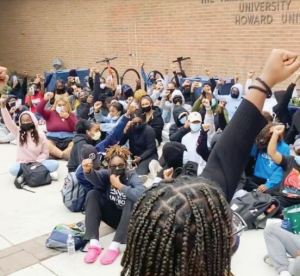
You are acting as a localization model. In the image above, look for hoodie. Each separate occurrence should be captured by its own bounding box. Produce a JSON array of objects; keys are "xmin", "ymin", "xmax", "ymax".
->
[
  {"xmin": 147, "ymin": 106, "xmax": 164, "ymax": 144},
  {"xmin": 0, "ymin": 107, "xmax": 49, "ymax": 163},
  {"xmin": 169, "ymin": 106, "xmax": 190, "ymax": 142},
  {"xmin": 214, "ymin": 83, "xmax": 243, "ymax": 121},
  {"xmin": 67, "ymin": 134, "xmax": 91, "ymax": 172},
  {"xmin": 160, "ymin": 90, "xmax": 192, "ymax": 123}
]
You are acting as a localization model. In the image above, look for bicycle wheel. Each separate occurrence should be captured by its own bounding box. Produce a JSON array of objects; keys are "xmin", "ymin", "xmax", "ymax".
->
[
  {"xmin": 100, "ymin": 66, "xmax": 120, "ymax": 84},
  {"xmin": 147, "ymin": 70, "xmax": 164, "ymax": 81},
  {"xmin": 120, "ymin": 68, "xmax": 141, "ymax": 88}
]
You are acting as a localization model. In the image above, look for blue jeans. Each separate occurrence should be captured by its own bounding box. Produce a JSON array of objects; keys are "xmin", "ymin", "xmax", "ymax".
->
[{"xmin": 9, "ymin": 160, "xmax": 59, "ymax": 176}]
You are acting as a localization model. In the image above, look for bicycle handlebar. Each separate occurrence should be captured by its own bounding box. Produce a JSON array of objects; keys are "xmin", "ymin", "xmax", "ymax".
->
[
  {"xmin": 96, "ymin": 56, "xmax": 118, "ymax": 64},
  {"xmin": 172, "ymin": 56, "xmax": 191, "ymax": 63}
]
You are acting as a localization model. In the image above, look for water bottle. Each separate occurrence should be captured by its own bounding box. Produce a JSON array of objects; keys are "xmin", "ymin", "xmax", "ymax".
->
[{"xmin": 67, "ymin": 234, "xmax": 75, "ymax": 255}]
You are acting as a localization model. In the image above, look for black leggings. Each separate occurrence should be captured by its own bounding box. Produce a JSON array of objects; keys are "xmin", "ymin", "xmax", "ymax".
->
[{"xmin": 84, "ymin": 189, "xmax": 134, "ymax": 244}]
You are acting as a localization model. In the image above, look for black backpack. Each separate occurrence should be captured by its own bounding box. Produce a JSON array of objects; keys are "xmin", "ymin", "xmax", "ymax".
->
[
  {"xmin": 14, "ymin": 162, "xmax": 52, "ymax": 189},
  {"xmin": 230, "ymin": 191, "xmax": 280, "ymax": 229}
]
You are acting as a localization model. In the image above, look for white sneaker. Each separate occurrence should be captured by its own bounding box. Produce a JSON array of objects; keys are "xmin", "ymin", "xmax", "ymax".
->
[
  {"xmin": 149, "ymin": 160, "xmax": 162, "ymax": 179},
  {"xmin": 16, "ymin": 175, "xmax": 24, "ymax": 184},
  {"xmin": 279, "ymin": 271, "xmax": 291, "ymax": 276},
  {"xmin": 50, "ymin": 171, "xmax": 58, "ymax": 181}
]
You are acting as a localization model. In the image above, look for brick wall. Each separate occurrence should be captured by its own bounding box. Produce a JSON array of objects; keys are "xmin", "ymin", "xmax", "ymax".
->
[{"xmin": 0, "ymin": 0, "xmax": 300, "ymax": 89}]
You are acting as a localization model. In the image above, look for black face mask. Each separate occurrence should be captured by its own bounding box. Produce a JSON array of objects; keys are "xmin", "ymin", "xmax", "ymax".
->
[
  {"xmin": 173, "ymin": 98, "xmax": 183, "ymax": 105},
  {"xmin": 133, "ymin": 124, "xmax": 145, "ymax": 132},
  {"xmin": 56, "ymin": 88, "xmax": 65, "ymax": 95},
  {"xmin": 80, "ymin": 98, "xmax": 87, "ymax": 103},
  {"xmin": 141, "ymin": 106, "xmax": 152, "ymax": 113},
  {"xmin": 20, "ymin": 123, "xmax": 35, "ymax": 131},
  {"xmin": 110, "ymin": 167, "xmax": 126, "ymax": 177},
  {"xmin": 231, "ymin": 92, "xmax": 239, "ymax": 99}
]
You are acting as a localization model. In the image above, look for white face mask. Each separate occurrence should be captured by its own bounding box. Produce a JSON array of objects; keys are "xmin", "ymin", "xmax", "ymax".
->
[
  {"xmin": 92, "ymin": 131, "xmax": 101, "ymax": 141},
  {"xmin": 100, "ymin": 83, "xmax": 106, "ymax": 89},
  {"xmin": 190, "ymin": 123, "xmax": 201, "ymax": 133},
  {"xmin": 108, "ymin": 113, "xmax": 120, "ymax": 121},
  {"xmin": 179, "ymin": 116, "xmax": 187, "ymax": 125},
  {"xmin": 56, "ymin": 106, "xmax": 63, "ymax": 113}
]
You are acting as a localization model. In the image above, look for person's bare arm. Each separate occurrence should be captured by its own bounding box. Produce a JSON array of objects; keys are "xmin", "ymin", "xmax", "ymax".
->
[{"xmin": 267, "ymin": 125, "xmax": 285, "ymax": 165}]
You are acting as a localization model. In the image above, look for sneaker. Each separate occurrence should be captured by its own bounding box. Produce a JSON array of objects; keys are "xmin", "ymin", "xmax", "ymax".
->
[
  {"xmin": 149, "ymin": 160, "xmax": 162, "ymax": 179},
  {"xmin": 100, "ymin": 248, "xmax": 120, "ymax": 265},
  {"xmin": 84, "ymin": 246, "xmax": 102, "ymax": 264},
  {"xmin": 279, "ymin": 271, "xmax": 291, "ymax": 276},
  {"xmin": 16, "ymin": 175, "xmax": 24, "ymax": 184},
  {"xmin": 50, "ymin": 171, "xmax": 58, "ymax": 181},
  {"xmin": 263, "ymin": 255, "xmax": 274, "ymax": 267}
]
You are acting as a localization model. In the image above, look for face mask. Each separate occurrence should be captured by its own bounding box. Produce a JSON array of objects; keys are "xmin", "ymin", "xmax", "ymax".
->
[
  {"xmin": 141, "ymin": 105, "xmax": 152, "ymax": 113},
  {"xmin": 173, "ymin": 98, "xmax": 183, "ymax": 105},
  {"xmin": 92, "ymin": 131, "xmax": 101, "ymax": 141},
  {"xmin": 231, "ymin": 93, "xmax": 239, "ymax": 99},
  {"xmin": 133, "ymin": 124, "xmax": 144, "ymax": 132},
  {"xmin": 100, "ymin": 83, "xmax": 106, "ymax": 89},
  {"xmin": 110, "ymin": 167, "xmax": 126, "ymax": 176},
  {"xmin": 295, "ymin": 156, "xmax": 300, "ymax": 166},
  {"xmin": 56, "ymin": 88, "xmax": 65, "ymax": 95},
  {"xmin": 179, "ymin": 116, "xmax": 187, "ymax": 125},
  {"xmin": 231, "ymin": 88, "xmax": 240, "ymax": 99},
  {"xmin": 21, "ymin": 123, "xmax": 35, "ymax": 131},
  {"xmin": 80, "ymin": 98, "xmax": 87, "ymax": 103},
  {"xmin": 190, "ymin": 123, "xmax": 201, "ymax": 133},
  {"xmin": 56, "ymin": 106, "xmax": 63, "ymax": 113}
]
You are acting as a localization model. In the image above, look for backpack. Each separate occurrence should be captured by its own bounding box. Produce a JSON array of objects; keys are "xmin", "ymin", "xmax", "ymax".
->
[
  {"xmin": 15, "ymin": 162, "xmax": 51, "ymax": 188},
  {"xmin": 230, "ymin": 190, "xmax": 280, "ymax": 229},
  {"xmin": 46, "ymin": 222, "xmax": 87, "ymax": 252},
  {"xmin": 61, "ymin": 172, "xmax": 86, "ymax": 212}
]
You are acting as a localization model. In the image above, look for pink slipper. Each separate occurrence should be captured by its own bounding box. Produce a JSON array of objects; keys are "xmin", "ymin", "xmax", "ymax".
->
[
  {"xmin": 84, "ymin": 246, "xmax": 102, "ymax": 264},
  {"xmin": 100, "ymin": 248, "xmax": 120, "ymax": 265}
]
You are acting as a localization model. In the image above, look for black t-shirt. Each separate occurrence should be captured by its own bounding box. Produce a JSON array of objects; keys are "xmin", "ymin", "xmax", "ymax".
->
[{"xmin": 279, "ymin": 156, "xmax": 300, "ymax": 198}]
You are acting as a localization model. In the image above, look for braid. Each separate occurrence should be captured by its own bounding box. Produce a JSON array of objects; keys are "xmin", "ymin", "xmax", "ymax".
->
[{"xmin": 121, "ymin": 177, "xmax": 233, "ymax": 276}]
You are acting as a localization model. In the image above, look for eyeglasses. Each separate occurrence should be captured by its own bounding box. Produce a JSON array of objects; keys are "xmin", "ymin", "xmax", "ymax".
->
[
  {"xmin": 110, "ymin": 164, "xmax": 126, "ymax": 169},
  {"xmin": 231, "ymin": 212, "xmax": 247, "ymax": 236}
]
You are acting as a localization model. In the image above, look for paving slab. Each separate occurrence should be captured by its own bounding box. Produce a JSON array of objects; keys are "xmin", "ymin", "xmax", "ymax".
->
[
  {"xmin": 0, "ymin": 237, "xmax": 12, "ymax": 251},
  {"xmin": 42, "ymin": 233, "xmax": 123, "ymax": 276},
  {"xmin": 0, "ymin": 250, "xmax": 37, "ymax": 275},
  {"xmin": 8, "ymin": 263, "xmax": 55, "ymax": 276}
]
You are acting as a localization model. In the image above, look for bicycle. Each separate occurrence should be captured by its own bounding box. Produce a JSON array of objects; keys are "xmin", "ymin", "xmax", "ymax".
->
[
  {"xmin": 171, "ymin": 56, "xmax": 191, "ymax": 82},
  {"xmin": 96, "ymin": 57, "xmax": 141, "ymax": 88}
]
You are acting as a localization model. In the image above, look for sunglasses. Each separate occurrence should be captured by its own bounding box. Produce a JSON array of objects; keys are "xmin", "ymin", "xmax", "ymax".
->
[{"xmin": 232, "ymin": 212, "xmax": 247, "ymax": 236}]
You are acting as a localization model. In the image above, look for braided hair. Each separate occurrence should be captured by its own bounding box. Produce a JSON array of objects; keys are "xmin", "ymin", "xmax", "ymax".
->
[
  {"xmin": 105, "ymin": 145, "xmax": 131, "ymax": 164},
  {"xmin": 121, "ymin": 177, "xmax": 233, "ymax": 276}
]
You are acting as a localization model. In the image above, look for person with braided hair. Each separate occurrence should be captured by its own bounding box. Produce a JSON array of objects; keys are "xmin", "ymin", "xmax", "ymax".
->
[
  {"xmin": 0, "ymin": 95, "xmax": 59, "ymax": 182},
  {"xmin": 121, "ymin": 49, "xmax": 300, "ymax": 276},
  {"xmin": 81, "ymin": 145, "xmax": 145, "ymax": 266}
]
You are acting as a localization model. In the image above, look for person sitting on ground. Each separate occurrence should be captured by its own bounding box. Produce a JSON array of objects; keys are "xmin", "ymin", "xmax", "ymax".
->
[
  {"xmin": 0, "ymin": 95, "xmax": 59, "ymax": 181},
  {"xmin": 37, "ymin": 92, "xmax": 77, "ymax": 160},
  {"xmin": 273, "ymin": 73, "xmax": 300, "ymax": 130},
  {"xmin": 120, "ymin": 112, "xmax": 158, "ymax": 175},
  {"xmin": 67, "ymin": 119, "xmax": 101, "ymax": 173},
  {"xmin": 82, "ymin": 145, "xmax": 145, "ymax": 265},
  {"xmin": 243, "ymin": 122, "xmax": 290, "ymax": 193},
  {"xmin": 9, "ymin": 73, "xmax": 27, "ymax": 104},
  {"xmin": 75, "ymin": 89, "xmax": 93, "ymax": 120},
  {"xmin": 94, "ymin": 100, "xmax": 123, "ymax": 134},
  {"xmin": 92, "ymin": 69, "xmax": 113, "ymax": 103},
  {"xmin": 182, "ymin": 99, "xmax": 215, "ymax": 176},
  {"xmin": 75, "ymin": 103, "xmax": 138, "ymax": 193},
  {"xmin": 264, "ymin": 220, "xmax": 300, "ymax": 276},
  {"xmin": 267, "ymin": 125, "xmax": 300, "ymax": 209},
  {"xmin": 169, "ymin": 105, "xmax": 190, "ymax": 142},
  {"xmin": 120, "ymin": 49, "xmax": 300, "ymax": 276},
  {"xmin": 25, "ymin": 75, "xmax": 44, "ymax": 115},
  {"xmin": 139, "ymin": 95, "xmax": 164, "ymax": 145}
]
